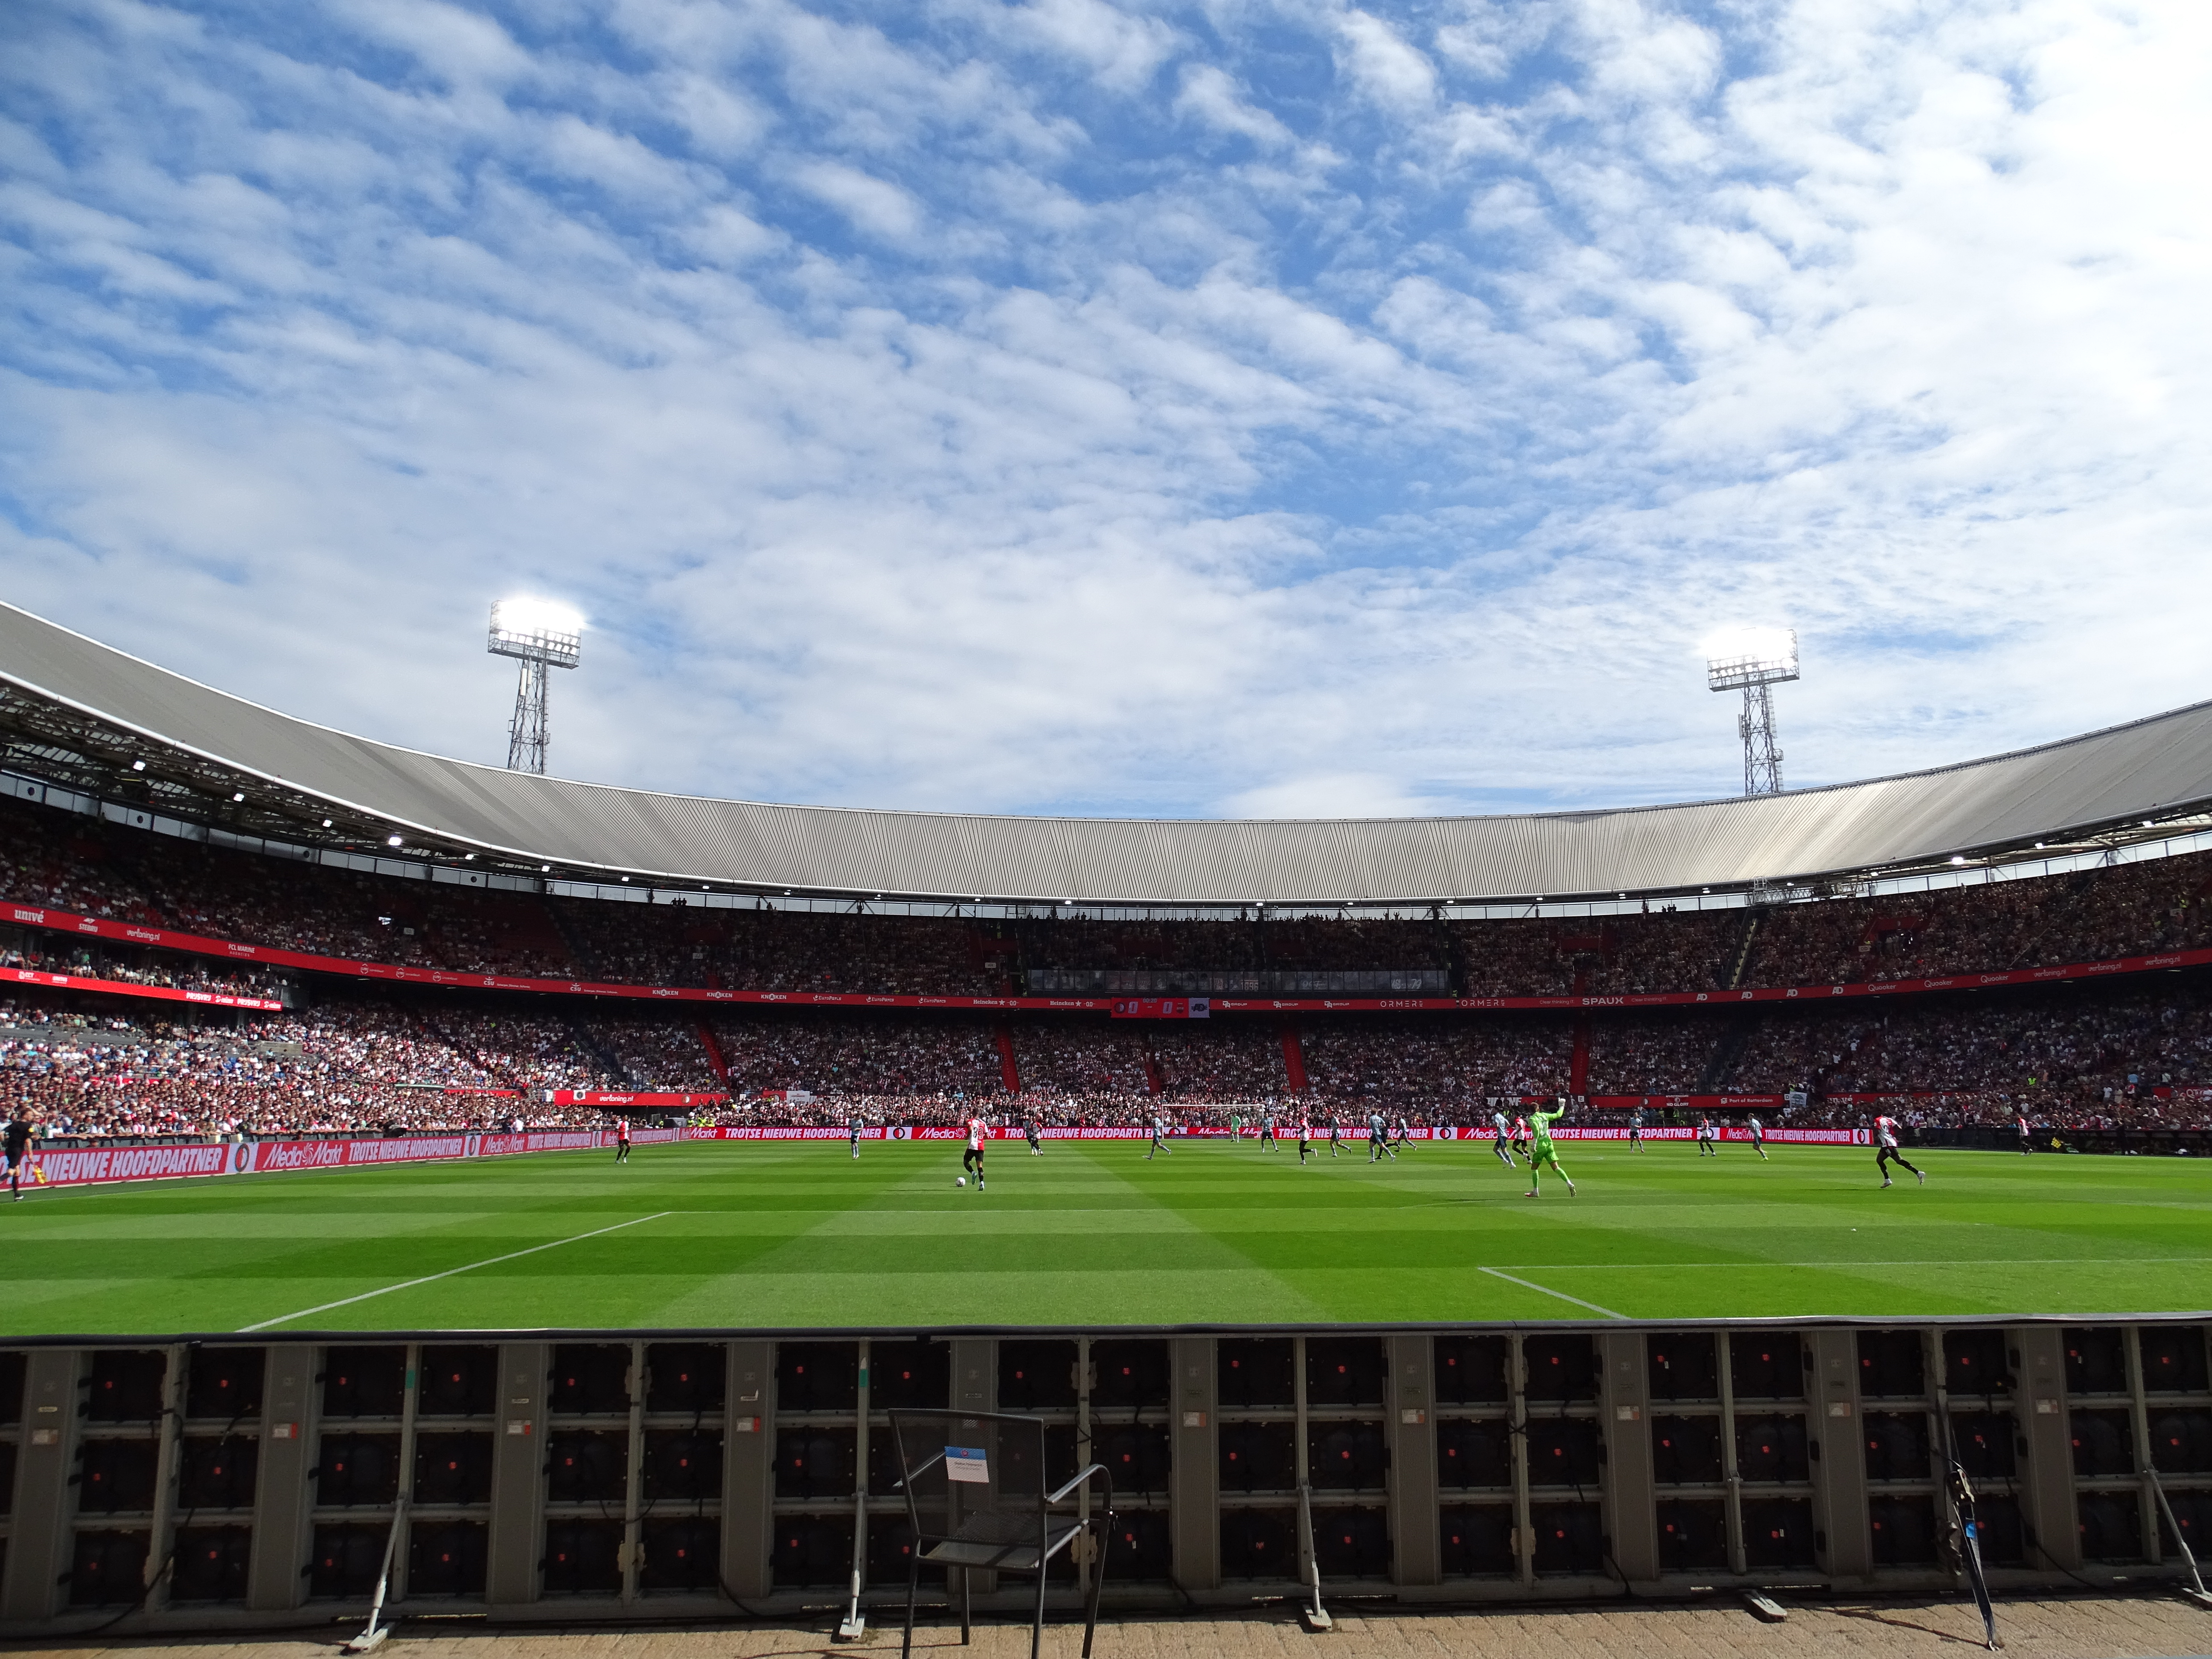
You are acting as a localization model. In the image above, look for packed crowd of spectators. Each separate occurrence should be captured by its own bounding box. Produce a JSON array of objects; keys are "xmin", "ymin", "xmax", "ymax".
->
[
  {"xmin": 1730, "ymin": 982, "xmax": 2212, "ymax": 1102},
  {"xmin": 6, "ymin": 975, "xmax": 2210, "ymax": 1138},
  {"xmin": 1583, "ymin": 1013, "xmax": 1730, "ymax": 1095},
  {"xmin": 1741, "ymin": 856, "xmax": 2212, "ymax": 985},
  {"xmin": 557, "ymin": 902, "xmax": 1006, "ymax": 995},
  {"xmin": 6, "ymin": 795, "xmax": 2212, "ymax": 1141},
  {"xmin": 1, "ymin": 930, "xmax": 300, "ymax": 1002},
  {"xmin": 0, "ymin": 798, "xmax": 576, "ymax": 975},
  {"xmin": 707, "ymin": 1011, "xmax": 1007, "ymax": 1099},
  {"xmin": 0, "ymin": 991, "xmax": 613, "ymax": 1139},
  {"xmin": 1298, "ymin": 1016, "xmax": 1571, "ymax": 1107},
  {"xmin": 8, "ymin": 794, "xmax": 2212, "ymax": 1003}
]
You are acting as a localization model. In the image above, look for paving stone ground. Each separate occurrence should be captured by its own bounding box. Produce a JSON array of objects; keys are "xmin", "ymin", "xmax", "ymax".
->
[{"xmin": 17, "ymin": 1595, "xmax": 2212, "ymax": 1659}]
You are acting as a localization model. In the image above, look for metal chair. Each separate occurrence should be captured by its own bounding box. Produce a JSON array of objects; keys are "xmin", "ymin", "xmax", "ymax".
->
[{"xmin": 888, "ymin": 1408, "xmax": 1114, "ymax": 1659}]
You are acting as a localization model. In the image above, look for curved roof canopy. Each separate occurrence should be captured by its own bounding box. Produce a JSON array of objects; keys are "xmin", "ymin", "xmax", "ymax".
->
[{"xmin": 2, "ymin": 601, "xmax": 2209, "ymax": 906}]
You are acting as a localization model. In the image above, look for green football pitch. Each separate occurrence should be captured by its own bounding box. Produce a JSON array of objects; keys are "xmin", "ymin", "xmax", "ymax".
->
[{"xmin": 6, "ymin": 1139, "xmax": 2210, "ymax": 1336}]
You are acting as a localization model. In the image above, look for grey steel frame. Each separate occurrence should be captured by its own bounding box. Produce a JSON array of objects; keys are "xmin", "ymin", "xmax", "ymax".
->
[
  {"xmin": 2, "ymin": 1316, "xmax": 2209, "ymax": 1640},
  {"xmin": 887, "ymin": 1409, "xmax": 1113, "ymax": 1659}
]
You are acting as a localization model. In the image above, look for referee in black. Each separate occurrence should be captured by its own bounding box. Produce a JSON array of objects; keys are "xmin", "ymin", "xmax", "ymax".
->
[{"xmin": 5, "ymin": 1111, "xmax": 34, "ymax": 1200}]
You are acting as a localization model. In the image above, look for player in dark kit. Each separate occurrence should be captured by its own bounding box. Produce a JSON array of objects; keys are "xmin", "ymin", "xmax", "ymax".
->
[
  {"xmin": 4, "ymin": 1112, "xmax": 32, "ymax": 1199},
  {"xmin": 1874, "ymin": 1115, "xmax": 1925, "ymax": 1188}
]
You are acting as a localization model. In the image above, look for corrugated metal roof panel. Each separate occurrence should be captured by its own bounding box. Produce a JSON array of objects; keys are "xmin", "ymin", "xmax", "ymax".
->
[{"xmin": 6, "ymin": 600, "xmax": 2212, "ymax": 904}]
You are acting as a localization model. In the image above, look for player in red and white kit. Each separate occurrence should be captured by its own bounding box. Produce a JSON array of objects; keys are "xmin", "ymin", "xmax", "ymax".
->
[
  {"xmin": 962, "ymin": 1114, "xmax": 988, "ymax": 1190},
  {"xmin": 2017, "ymin": 1112, "xmax": 2032, "ymax": 1155},
  {"xmin": 1874, "ymin": 1115, "xmax": 1924, "ymax": 1187},
  {"xmin": 1510, "ymin": 1114, "xmax": 1530, "ymax": 1163}
]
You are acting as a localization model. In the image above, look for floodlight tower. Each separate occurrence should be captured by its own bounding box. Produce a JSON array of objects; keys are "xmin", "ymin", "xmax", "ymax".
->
[
  {"xmin": 487, "ymin": 598, "xmax": 582, "ymax": 774},
  {"xmin": 1705, "ymin": 628, "xmax": 1799, "ymax": 796}
]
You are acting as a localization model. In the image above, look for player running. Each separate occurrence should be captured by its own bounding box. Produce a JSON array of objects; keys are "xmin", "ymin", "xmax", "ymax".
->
[
  {"xmin": 1024, "ymin": 1116, "xmax": 1043, "ymax": 1156},
  {"xmin": 1329, "ymin": 1117, "xmax": 1345, "ymax": 1158},
  {"xmin": 1298, "ymin": 1115, "xmax": 1314, "ymax": 1165},
  {"xmin": 1523, "ymin": 1098, "xmax": 1577, "ymax": 1198},
  {"xmin": 1147, "ymin": 1112, "xmax": 1172, "ymax": 1160},
  {"xmin": 1391, "ymin": 1113, "xmax": 1410, "ymax": 1152},
  {"xmin": 1746, "ymin": 1115, "xmax": 1769, "ymax": 1161},
  {"xmin": 1491, "ymin": 1109, "xmax": 1516, "ymax": 1167},
  {"xmin": 4, "ymin": 1111, "xmax": 32, "ymax": 1200},
  {"xmin": 1627, "ymin": 1106, "xmax": 1645, "ymax": 1151},
  {"xmin": 614, "ymin": 1116, "xmax": 632, "ymax": 1164},
  {"xmin": 1874, "ymin": 1115, "xmax": 1925, "ymax": 1188},
  {"xmin": 2016, "ymin": 1112, "xmax": 2032, "ymax": 1155},
  {"xmin": 1368, "ymin": 1110, "xmax": 1394, "ymax": 1162},
  {"xmin": 1510, "ymin": 1112, "xmax": 1530, "ymax": 1164},
  {"xmin": 963, "ymin": 1113, "xmax": 988, "ymax": 1190},
  {"xmin": 1696, "ymin": 1117, "xmax": 1717, "ymax": 1157}
]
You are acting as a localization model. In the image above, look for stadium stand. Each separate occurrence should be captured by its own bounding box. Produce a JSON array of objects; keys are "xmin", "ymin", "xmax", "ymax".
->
[
  {"xmin": 3, "ymin": 618, "xmax": 2212, "ymax": 1144},
  {"xmin": 6, "ymin": 780, "xmax": 2212, "ymax": 1140},
  {"xmin": 9, "ymin": 793, "xmax": 2212, "ymax": 1002}
]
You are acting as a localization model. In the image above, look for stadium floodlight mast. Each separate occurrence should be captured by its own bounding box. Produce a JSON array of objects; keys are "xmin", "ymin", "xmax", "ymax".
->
[
  {"xmin": 1704, "ymin": 626, "xmax": 1799, "ymax": 797},
  {"xmin": 487, "ymin": 597, "xmax": 583, "ymax": 774}
]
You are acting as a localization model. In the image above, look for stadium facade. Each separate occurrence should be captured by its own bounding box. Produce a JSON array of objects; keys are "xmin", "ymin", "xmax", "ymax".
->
[{"xmin": 4, "ymin": 600, "xmax": 2211, "ymax": 909}]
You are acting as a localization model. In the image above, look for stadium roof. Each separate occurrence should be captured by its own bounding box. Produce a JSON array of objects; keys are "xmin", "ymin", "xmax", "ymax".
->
[{"xmin": 2, "ymin": 600, "xmax": 2210, "ymax": 908}]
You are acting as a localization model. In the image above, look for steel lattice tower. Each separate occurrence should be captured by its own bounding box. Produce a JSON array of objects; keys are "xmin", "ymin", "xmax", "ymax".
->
[
  {"xmin": 1706, "ymin": 630, "xmax": 1799, "ymax": 797},
  {"xmin": 487, "ymin": 601, "xmax": 582, "ymax": 775}
]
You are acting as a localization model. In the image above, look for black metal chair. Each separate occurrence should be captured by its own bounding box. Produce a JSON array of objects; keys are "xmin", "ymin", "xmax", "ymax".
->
[{"xmin": 889, "ymin": 1408, "xmax": 1114, "ymax": 1659}]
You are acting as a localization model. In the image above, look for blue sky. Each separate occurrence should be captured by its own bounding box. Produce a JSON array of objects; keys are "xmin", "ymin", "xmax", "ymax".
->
[{"xmin": 3, "ymin": 0, "xmax": 2207, "ymax": 818}]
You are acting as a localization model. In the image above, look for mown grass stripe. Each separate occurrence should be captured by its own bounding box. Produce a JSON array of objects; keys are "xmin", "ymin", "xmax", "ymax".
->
[{"xmin": 237, "ymin": 1211, "xmax": 672, "ymax": 1331}]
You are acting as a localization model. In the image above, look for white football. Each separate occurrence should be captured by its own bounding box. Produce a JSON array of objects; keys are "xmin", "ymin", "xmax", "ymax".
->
[{"xmin": 955, "ymin": 1176, "xmax": 967, "ymax": 1187}]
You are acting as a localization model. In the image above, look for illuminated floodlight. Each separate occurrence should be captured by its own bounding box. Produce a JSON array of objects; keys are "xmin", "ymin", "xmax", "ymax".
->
[
  {"xmin": 1703, "ymin": 626, "xmax": 1799, "ymax": 692},
  {"xmin": 489, "ymin": 597, "xmax": 584, "ymax": 664},
  {"xmin": 1703, "ymin": 626, "xmax": 1799, "ymax": 797},
  {"xmin": 487, "ymin": 597, "xmax": 584, "ymax": 774}
]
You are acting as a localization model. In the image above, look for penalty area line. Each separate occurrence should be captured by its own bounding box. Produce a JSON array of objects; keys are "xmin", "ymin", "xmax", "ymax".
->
[
  {"xmin": 238, "ymin": 1211, "xmax": 673, "ymax": 1333},
  {"xmin": 1479, "ymin": 1266, "xmax": 1625, "ymax": 1320}
]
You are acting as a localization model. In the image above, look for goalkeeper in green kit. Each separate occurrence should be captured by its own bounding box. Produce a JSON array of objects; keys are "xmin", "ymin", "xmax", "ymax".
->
[{"xmin": 1523, "ymin": 1097, "xmax": 1578, "ymax": 1199}]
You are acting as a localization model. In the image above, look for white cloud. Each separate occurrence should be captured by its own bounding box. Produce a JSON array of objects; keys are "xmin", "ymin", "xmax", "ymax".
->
[
  {"xmin": 1334, "ymin": 10, "xmax": 1438, "ymax": 113},
  {"xmin": 994, "ymin": 0, "xmax": 1183, "ymax": 92},
  {"xmin": 1175, "ymin": 65, "xmax": 1293, "ymax": 148},
  {"xmin": 790, "ymin": 160, "xmax": 924, "ymax": 242},
  {"xmin": 2, "ymin": 0, "xmax": 2210, "ymax": 829}
]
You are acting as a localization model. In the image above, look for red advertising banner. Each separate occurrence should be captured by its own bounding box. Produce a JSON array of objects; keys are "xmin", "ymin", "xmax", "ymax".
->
[
  {"xmin": 16, "ymin": 1124, "xmax": 698, "ymax": 1190},
  {"xmin": 550, "ymin": 1091, "xmax": 729, "ymax": 1107},
  {"xmin": 1548, "ymin": 1126, "xmax": 1864, "ymax": 1145},
  {"xmin": 10, "ymin": 895, "xmax": 2203, "ymax": 1017},
  {"xmin": 1, "ymin": 965, "xmax": 284, "ymax": 1011},
  {"xmin": 14, "ymin": 1118, "xmax": 1884, "ymax": 1192}
]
